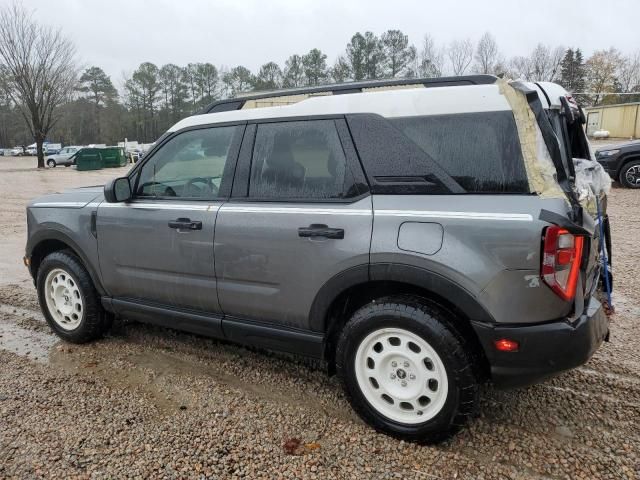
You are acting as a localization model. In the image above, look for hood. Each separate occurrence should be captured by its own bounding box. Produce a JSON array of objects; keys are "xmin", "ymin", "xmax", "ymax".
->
[
  {"xmin": 28, "ymin": 185, "xmax": 104, "ymax": 208},
  {"xmin": 596, "ymin": 141, "xmax": 640, "ymax": 152}
]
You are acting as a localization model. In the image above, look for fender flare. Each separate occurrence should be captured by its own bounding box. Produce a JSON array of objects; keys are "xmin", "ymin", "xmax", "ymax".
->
[
  {"xmin": 308, "ymin": 262, "xmax": 495, "ymax": 332},
  {"xmin": 26, "ymin": 228, "xmax": 106, "ymax": 296}
]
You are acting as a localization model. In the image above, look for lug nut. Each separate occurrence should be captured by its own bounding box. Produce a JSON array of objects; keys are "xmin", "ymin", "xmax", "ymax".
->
[
  {"xmin": 417, "ymin": 411, "xmax": 423, "ymax": 416},
  {"xmin": 390, "ymin": 374, "xmax": 396, "ymax": 379},
  {"xmin": 403, "ymin": 361, "xmax": 410, "ymax": 368},
  {"xmin": 401, "ymin": 380, "xmax": 407, "ymax": 387},
  {"xmin": 391, "ymin": 361, "xmax": 397, "ymax": 367},
  {"xmin": 409, "ymin": 374, "xmax": 416, "ymax": 380}
]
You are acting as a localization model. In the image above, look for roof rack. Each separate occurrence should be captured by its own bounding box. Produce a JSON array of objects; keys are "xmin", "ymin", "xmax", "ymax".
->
[{"xmin": 199, "ymin": 75, "xmax": 498, "ymax": 114}]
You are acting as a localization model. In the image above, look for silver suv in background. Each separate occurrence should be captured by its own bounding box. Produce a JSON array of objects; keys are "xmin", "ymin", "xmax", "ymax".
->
[
  {"xmin": 24, "ymin": 76, "xmax": 611, "ymax": 443},
  {"xmin": 46, "ymin": 146, "xmax": 81, "ymax": 167}
]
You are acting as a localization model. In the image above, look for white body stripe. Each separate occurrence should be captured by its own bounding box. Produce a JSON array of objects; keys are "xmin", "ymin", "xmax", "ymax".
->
[
  {"xmin": 222, "ymin": 206, "xmax": 532, "ymax": 221},
  {"xmin": 376, "ymin": 210, "xmax": 533, "ymax": 221},
  {"xmin": 100, "ymin": 202, "xmax": 216, "ymax": 211},
  {"xmin": 32, "ymin": 202, "xmax": 88, "ymax": 208},
  {"xmin": 220, "ymin": 206, "xmax": 370, "ymax": 216},
  {"xmin": 96, "ymin": 202, "xmax": 532, "ymax": 221}
]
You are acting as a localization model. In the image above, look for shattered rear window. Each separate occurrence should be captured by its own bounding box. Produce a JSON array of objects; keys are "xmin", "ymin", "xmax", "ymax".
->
[{"xmin": 392, "ymin": 112, "xmax": 529, "ymax": 193}]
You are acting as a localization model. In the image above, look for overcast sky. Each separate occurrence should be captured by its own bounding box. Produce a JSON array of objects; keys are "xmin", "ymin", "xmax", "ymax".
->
[{"xmin": 18, "ymin": 0, "xmax": 640, "ymax": 85}]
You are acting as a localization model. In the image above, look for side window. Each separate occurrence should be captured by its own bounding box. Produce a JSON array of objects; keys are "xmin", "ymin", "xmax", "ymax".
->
[
  {"xmin": 135, "ymin": 126, "xmax": 239, "ymax": 199},
  {"xmin": 391, "ymin": 112, "xmax": 529, "ymax": 193},
  {"xmin": 249, "ymin": 120, "xmax": 356, "ymax": 200}
]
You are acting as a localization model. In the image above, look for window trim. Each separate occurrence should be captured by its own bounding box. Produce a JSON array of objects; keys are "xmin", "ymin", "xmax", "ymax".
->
[
  {"xmin": 129, "ymin": 122, "xmax": 247, "ymax": 202},
  {"xmin": 231, "ymin": 115, "xmax": 370, "ymax": 204}
]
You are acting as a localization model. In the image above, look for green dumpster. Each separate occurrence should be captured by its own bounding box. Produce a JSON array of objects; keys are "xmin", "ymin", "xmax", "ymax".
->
[
  {"xmin": 101, "ymin": 147, "xmax": 127, "ymax": 168},
  {"xmin": 75, "ymin": 148, "xmax": 103, "ymax": 171}
]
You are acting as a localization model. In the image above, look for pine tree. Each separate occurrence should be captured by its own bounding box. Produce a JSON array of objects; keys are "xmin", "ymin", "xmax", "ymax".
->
[{"xmin": 560, "ymin": 48, "xmax": 587, "ymax": 95}]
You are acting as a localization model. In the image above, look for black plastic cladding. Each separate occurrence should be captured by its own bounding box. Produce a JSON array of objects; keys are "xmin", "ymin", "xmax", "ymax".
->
[{"xmin": 199, "ymin": 75, "xmax": 498, "ymax": 114}]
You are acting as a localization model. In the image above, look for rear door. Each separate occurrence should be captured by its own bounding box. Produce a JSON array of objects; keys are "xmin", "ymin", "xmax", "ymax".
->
[
  {"xmin": 97, "ymin": 124, "xmax": 245, "ymax": 317},
  {"xmin": 214, "ymin": 118, "xmax": 372, "ymax": 330}
]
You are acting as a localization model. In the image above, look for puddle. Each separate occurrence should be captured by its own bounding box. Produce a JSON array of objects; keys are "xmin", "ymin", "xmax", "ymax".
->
[{"xmin": 0, "ymin": 319, "xmax": 58, "ymax": 363}]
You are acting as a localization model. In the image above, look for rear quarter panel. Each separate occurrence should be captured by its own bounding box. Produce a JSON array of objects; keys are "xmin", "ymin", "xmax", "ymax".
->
[{"xmin": 371, "ymin": 195, "xmax": 572, "ymax": 324}]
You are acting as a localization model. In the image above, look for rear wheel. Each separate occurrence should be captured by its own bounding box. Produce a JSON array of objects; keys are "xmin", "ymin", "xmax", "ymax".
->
[
  {"xmin": 336, "ymin": 296, "xmax": 478, "ymax": 443},
  {"xmin": 37, "ymin": 250, "xmax": 111, "ymax": 343},
  {"xmin": 47, "ymin": 159, "xmax": 56, "ymax": 168},
  {"xmin": 619, "ymin": 160, "xmax": 640, "ymax": 188}
]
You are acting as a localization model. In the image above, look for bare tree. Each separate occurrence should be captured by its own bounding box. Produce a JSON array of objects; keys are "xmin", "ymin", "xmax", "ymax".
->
[
  {"xmin": 0, "ymin": 2, "xmax": 78, "ymax": 167},
  {"xmin": 618, "ymin": 50, "xmax": 640, "ymax": 92},
  {"xmin": 417, "ymin": 34, "xmax": 445, "ymax": 77},
  {"xmin": 447, "ymin": 39, "xmax": 474, "ymax": 75},
  {"xmin": 474, "ymin": 32, "xmax": 499, "ymax": 74},
  {"xmin": 529, "ymin": 44, "xmax": 565, "ymax": 81},
  {"xmin": 508, "ymin": 55, "xmax": 533, "ymax": 80}
]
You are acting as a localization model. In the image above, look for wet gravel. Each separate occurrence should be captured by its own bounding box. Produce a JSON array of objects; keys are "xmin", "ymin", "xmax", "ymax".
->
[{"xmin": 0, "ymin": 157, "xmax": 639, "ymax": 479}]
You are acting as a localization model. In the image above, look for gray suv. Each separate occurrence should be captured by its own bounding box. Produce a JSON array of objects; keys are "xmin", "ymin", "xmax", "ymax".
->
[{"xmin": 25, "ymin": 76, "xmax": 610, "ymax": 443}]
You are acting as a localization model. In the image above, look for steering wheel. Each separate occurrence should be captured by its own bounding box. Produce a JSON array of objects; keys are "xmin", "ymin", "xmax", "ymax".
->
[{"xmin": 184, "ymin": 177, "xmax": 218, "ymax": 197}]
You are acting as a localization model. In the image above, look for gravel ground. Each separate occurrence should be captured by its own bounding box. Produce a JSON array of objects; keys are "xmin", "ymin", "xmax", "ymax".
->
[{"xmin": 0, "ymin": 156, "xmax": 639, "ymax": 479}]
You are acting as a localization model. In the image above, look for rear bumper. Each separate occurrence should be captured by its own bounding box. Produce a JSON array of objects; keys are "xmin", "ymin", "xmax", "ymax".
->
[{"xmin": 472, "ymin": 297, "xmax": 609, "ymax": 388}]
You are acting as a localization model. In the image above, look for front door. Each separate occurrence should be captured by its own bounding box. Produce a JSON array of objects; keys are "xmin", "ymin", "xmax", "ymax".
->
[
  {"xmin": 215, "ymin": 118, "xmax": 373, "ymax": 330},
  {"xmin": 97, "ymin": 124, "xmax": 245, "ymax": 315}
]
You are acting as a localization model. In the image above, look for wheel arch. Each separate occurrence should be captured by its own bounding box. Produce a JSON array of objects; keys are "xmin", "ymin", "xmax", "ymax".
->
[
  {"xmin": 27, "ymin": 229, "xmax": 106, "ymax": 296},
  {"xmin": 310, "ymin": 263, "xmax": 493, "ymax": 378},
  {"xmin": 616, "ymin": 153, "xmax": 640, "ymax": 178}
]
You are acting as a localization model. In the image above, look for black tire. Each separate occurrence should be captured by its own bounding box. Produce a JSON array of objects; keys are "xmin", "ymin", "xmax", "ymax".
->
[
  {"xmin": 335, "ymin": 296, "xmax": 478, "ymax": 443},
  {"xmin": 36, "ymin": 250, "xmax": 111, "ymax": 343},
  {"xmin": 47, "ymin": 159, "xmax": 56, "ymax": 168},
  {"xmin": 619, "ymin": 159, "xmax": 640, "ymax": 188}
]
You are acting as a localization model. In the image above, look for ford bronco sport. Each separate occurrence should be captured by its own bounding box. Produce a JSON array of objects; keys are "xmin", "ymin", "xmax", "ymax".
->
[{"xmin": 25, "ymin": 75, "xmax": 611, "ymax": 443}]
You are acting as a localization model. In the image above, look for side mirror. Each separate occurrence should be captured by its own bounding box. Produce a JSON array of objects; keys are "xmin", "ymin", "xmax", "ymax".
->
[{"xmin": 104, "ymin": 177, "xmax": 132, "ymax": 203}]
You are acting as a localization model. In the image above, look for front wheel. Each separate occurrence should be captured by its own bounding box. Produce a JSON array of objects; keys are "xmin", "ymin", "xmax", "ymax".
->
[
  {"xmin": 47, "ymin": 159, "xmax": 56, "ymax": 168},
  {"xmin": 619, "ymin": 160, "xmax": 640, "ymax": 188},
  {"xmin": 335, "ymin": 297, "xmax": 478, "ymax": 443},
  {"xmin": 37, "ymin": 250, "xmax": 111, "ymax": 343}
]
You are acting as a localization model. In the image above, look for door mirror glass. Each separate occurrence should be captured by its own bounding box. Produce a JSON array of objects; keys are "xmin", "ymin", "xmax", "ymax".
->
[{"xmin": 105, "ymin": 177, "xmax": 132, "ymax": 203}]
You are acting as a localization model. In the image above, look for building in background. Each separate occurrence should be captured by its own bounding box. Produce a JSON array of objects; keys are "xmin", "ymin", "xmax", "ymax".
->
[{"xmin": 585, "ymin": 102, "xmax": 640, "ymax": 139}]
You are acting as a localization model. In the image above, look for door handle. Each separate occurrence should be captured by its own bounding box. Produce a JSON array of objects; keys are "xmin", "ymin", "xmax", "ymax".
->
[
  {"xmin": 168, "ymin": 218, "xmax": 202, "ymax": 230},
  {"xmin": 298, "ymin": 224, "xmax": 344, "ymax": 239}
]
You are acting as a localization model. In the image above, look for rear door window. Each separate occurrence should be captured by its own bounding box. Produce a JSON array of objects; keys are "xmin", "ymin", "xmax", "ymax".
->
[
  {"xmin": 249, "ymin": 120, "xmax": 359, "ymax": 199},
  {"xmin": 392, "ymin": 112, "xmax": 529, "ymax": 193}
]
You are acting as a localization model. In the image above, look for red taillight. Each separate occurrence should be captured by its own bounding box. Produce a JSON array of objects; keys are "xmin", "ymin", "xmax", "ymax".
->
[
  {"xmin": 541, "ymin": 226, "xmax": 584, "ymax": 301},
  {"xmin": 494, "ymin": 338, "xmax": 519, "ymax": 352}
]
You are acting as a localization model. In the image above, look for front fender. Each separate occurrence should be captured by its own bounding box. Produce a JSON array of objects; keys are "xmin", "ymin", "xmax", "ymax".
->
[{"xmin": 26, "ymin": 211, "xmax": 105, "ymax": 295}]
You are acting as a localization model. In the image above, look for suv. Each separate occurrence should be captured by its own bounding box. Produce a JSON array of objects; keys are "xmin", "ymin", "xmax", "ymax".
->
[
  {"xmin": 25, "ymin": 75, "xmax": 610, "ymax": 443},
  {"xmin": 595, "ymin": 141, "xmax": 640, "ymax": 188},
  {"xmin": 46, "ymin": 146, "xmax": 81, "ymax": 168}
]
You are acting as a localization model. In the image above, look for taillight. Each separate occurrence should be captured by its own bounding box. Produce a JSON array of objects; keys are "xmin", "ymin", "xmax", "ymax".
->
[{"xmin": 541, "ymin": 226, "xmax": 584, "ymax": 301}]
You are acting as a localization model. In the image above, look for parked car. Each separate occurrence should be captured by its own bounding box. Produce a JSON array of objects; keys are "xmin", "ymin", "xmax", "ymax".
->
[
  {"xmin": 596, "ymin": 141, "xmax": 640, "ymax": 188},
  {"xmin": 46, "ymin": 146, "xmax": 81, "ymax": 168},
  {"xmin": 24, "ymin": 75, "xmax": 610, "ymax": 443},
  {"xmin": 10, "ymin": 146, "xmax": 25, "ymax": 156}
]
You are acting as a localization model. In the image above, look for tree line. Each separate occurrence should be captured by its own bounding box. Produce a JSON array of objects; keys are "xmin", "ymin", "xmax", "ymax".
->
[{"xmin": 0, "ymin": 3, "xmax": 638, "ymax": 166}]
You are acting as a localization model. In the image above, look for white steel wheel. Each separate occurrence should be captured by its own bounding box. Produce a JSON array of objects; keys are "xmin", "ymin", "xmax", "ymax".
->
[
  {"xmin": 44, "ymin": 268, "xmax": 84, "ymax": 331},
  {"xmin": 354, "ymin": 327, "xmax": 449, "ymax": 424}
]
